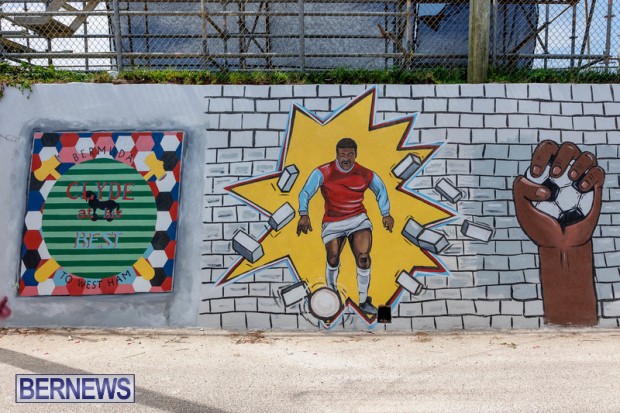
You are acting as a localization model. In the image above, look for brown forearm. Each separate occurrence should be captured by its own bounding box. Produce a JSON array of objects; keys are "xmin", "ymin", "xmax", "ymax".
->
[{"xmin": 538, "ymin": 242, "xmax": 597, "ymax": 326}]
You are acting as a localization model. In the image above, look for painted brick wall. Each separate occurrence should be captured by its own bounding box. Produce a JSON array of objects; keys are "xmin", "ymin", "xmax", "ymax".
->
[{"xmin": 199, "ymin": 83, "xmax": 620, "ymax": 330}]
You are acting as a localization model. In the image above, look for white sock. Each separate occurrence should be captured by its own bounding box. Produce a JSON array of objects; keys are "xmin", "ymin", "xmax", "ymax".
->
[
  {"xmin": 326, "ymin": 263, "xmax": 340, "ymax": 290},
  {"xmin": 357, "ymin": 267, "xmax": 370, "ymax": 303}
]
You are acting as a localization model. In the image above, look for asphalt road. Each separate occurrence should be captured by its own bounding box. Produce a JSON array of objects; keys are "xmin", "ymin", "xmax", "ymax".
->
[{"xmin": 1, "ymin": 328, "xmax": 619, "ymax": 412}]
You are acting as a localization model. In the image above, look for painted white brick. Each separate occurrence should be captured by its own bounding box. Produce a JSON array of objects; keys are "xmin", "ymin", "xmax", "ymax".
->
[
  {"xmin": 551, "ymin": 116, "xmax": 573, "ymax": 130},
  {"xmin": 425, "ymin": 98, "xmax": 448, "ymax": 112},
  {"xmin": 228, "ymin": 131, "xmax": 252, "ymax": 147},
  {"xmin": 528, "ymin": 115, "xmax": 551, "ymax": 128},
  {"xmin": 596, "ymin": 267, "xmax": 620, "ymax": 282},
  {"xmin": 506, "ymin": 84, "xmax": 527, "ymax": 99},
  {"xmin": 561, "ymin": 102, "xmax": 582, "ymax": 116},
  {"xmin": 595, "ymin": 117, "xmax": 616, "ymax": 130},
  {"xmin": 528, "ymin": 84, "xmax": 551, "ymax": 100},
  {"xmin": 540, "ymin": 101, "xmax": 561, "ymax": 115},
  {"xmin": 246, "ymin": 312, "xmax": 271, "ymax": 329},
  {"xmin": 495, "ymin": 99, "xmax": 518, "ymax": 113},
  {"xmin": 254, "ymin": 131, "xmax": 280, "ymax": 147},
  {"xmin": 571, "ymin": 84, "xmax": 593, "ymax": 102},
  {"xmin": 473, "ymin": 98, "xmax": 495, "ymax": 113},
  {"xmin": 591, "ymin": 84, "xmax": 613, "ymax": 102},
  {"xmin": 222, "ymin": 313, "xmax": 247, "ymax": 330},
  {"xmin": 242, "ymin": 113, "xmax": 268, "ymax": 129},
  {"xmin": 500, "ymin": 300, "xmax": 524, "ymax": 315},
  {"xmin": 596, "ymin": 283, "xmax": 614, "ymax": 300},
  {"xmin": 463, "ymin": 315, "xmax": 491, "ymax": 329},
  {"xmin": 518, "ymin": 100, "xmax": 539, "ymax": 114},
  {"xmin": 293, "ymin": 85, "xmax": 318, "ymax": 98},
  {"xmin": 511, "ymin": 316, "xmax": 541, "ymax": 329},
  {"xmin": 318, "ymin": 84, "xmax": 340, "ymax": 96},
  {"xmin": 270, "ymin": 85, "xmax": 293, "ymax": 98},
  {"xmin": 449, "ymin": 98, "xmax": 472, "ymax": 112},
  {"xmin": 436, "ymin": 289, "xmax": 462, "ymax": 299},
  {"xmin": 235, "ymin": 297, "xmax": 258, "ymax": 312},
  {"xmin": 460, "ymin": 114, "xmax": 484, "ymax": 128},
  {"xmin": 508, "ymin": 114, "xmax": 529, "ymax": 128},
  {"xmin": 491, "ymin": 316, "xmax": 512, "ymax": 328},
  {"xmin": 243, "ymin": 148, "xmax": 266, "ymax": 161},
  {"xmin": 550, "ymin": 84, "xmax": 572, "ymax": 101},
  {"xmin": 415, "ymin": 113, "xmax": 435, "ymax": 128},
  {"xmin": 233, "ymin": 98, "xmax": 255, "ymax": 112},
  {"xmin": 475, "ymin": 300, "xmax": 500, "ymax": 315},
  {"xmin": 497, "ymin": 128, "xmax": 519, "ymax": 143},
  {"xmin": 573, "ymin": 116, "xmax": 595, "ymax": 130},
  {"xmin": 460, "ymin": 84, "xmax": 484, "ymax": 97},
  {"xmin": 436, "ymin": 84, "xmax": 460, "ymax": 98},
  {"xmin": 341, "ymin": 84, "xmax": 367, "ymax": 96},
  {"xmin": 461, "ymin": 287, "xmax": 487, "ymax": 299},
  {"xmin": 447, "ymin": 300, "xmax": 476, "ymax": 314},
  {"xmin": 422, "ymin": 300, "xmax": 448, "ymax": 316},
  {"xmin": 223, "ymin": 85, "xmax": 245, "ymax": 97},
  {"xmin": 598, "ymin": 318, "xmax": 619, "ymax": 328},
  {"xmin": 397, "ymin": 99, "xmax": 422, "ymax": 112},
  {"xmin": 256, "ymin": 99, "xmax": 280, "ymax": 113},
  {"xmin": 398, "ymin": 302, "xmax": 422, "ymax": 317},
  {"xmin": 220, "ymin": 114, "xmax": 244, "ymax": 129},
  {"xmin": 385, "ymin": 85, "xmax": 411, "ymax": 97},
  {"xmin": 412, "ymin": 317, "xmax": 436, "ymax": 330},
  {"xmin": 209, "ymin": 98, "xmax": 233, "ymax": 112},
  {"xmin": 485, "ymin": 115, "xmax": 507, "ymax": 128},
  {"xmin": 447, "ymin": 128, "xmax": 471, "ymax": 143},
  {"xmin": 421, "ymin": 128, "xmax": 446, "ymax": 142},
  {"xmin": 435, "ymin": 316, "xmax": 463, "ymax": 329},
  {"xmin": 377, "ymin": 98, "xmax": 396, "ymax": 111},
  {"xmin": 524, "ymin": 300, "xmax": 544, "ymax": 316},
  {"xmin": 210, "ymin": 298, "xmax": 235, "ymax": 313},
  {"xmin": 411, "ymin": 84, "xmax": 436, "ymax": 97},
  {"xmin": 268, "ymin": 113, "xmax": 288, "ymax": 129},
  {"xmin": 245, "ymin": 86, "xmax": 270, "ymax": 98},
  {"xmin": 271, "ymin": 314, "xmax": 299, "ymax": 329},
  {"xmin": 484, "ymin": 84, "xmax": 506, "ymax": 98},
  {"xmin": 384, "ymin": 318, "xmax": 413, "ymax": 331},
  {"xmin": 519, "ymin": 128, "xmax": 539, "ymax": 143},
  {"xmin": 583, "ymin": 103, "xmax": 605, "ymax": 115}
]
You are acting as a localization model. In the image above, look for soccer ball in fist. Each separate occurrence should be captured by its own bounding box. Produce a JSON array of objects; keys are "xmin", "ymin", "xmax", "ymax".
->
[{"xmin": 525, "ymin": 161, "xmax": 594, "ymax": 228}]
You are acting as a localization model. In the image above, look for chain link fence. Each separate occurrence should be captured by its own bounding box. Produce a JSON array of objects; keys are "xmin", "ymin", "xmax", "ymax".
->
[{"xmin": 0, "ymin": 1, "xmax": 618, "ymax": 79}]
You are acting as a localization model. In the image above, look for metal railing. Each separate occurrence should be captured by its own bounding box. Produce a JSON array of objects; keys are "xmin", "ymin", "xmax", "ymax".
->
[{"xmin": 0, "ymin": 1, "xmax": 618, "ymax": 80}]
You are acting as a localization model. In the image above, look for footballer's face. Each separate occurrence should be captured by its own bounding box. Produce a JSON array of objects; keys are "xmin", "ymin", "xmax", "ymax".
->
[{"xmin": 336, "ymin": 147, "xmax": 356, "ymax": 171}]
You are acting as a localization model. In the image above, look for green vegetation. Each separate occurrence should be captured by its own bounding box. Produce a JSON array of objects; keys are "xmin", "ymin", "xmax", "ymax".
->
[{"xmin": 0, "ymin": 61, "xmax": 618, "ymax": 98}]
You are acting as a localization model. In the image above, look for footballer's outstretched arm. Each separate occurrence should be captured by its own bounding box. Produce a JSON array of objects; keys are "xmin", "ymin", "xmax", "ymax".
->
[
  {"xmin": 369, "ymin": 173, "xmax": 394, "ymax": 232},
  {"xmin": 297, "ymin": 169, "xmax": 323, "ymax": 235}
]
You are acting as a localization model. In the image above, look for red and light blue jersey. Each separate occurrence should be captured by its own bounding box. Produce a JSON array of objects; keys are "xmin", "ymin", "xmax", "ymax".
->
[{"xmin": 298, "ymin": 161, "xmax": 390, "ymax": 223}]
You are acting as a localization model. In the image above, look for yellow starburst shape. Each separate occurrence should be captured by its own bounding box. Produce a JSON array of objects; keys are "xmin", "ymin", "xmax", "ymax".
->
[{"xmin": 220, "ymin": 88, "xmax": 456, "ymax": 326}]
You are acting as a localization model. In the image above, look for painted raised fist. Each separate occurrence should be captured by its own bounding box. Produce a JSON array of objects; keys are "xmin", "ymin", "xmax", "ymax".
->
[{"xmin": 513, "ymin": 141, "xmax": 605, "ymax": 326}]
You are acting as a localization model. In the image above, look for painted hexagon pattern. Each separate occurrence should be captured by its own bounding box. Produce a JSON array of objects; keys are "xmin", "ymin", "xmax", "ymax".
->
[{"xmin": 20, "ymin": 131, "xmax": 184, "ymax": 296}]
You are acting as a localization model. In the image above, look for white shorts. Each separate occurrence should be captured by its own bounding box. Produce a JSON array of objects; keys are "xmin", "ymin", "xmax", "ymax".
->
[{"xmin": 321, "ymin": 213, "xmax": 373, "ymax": 244}]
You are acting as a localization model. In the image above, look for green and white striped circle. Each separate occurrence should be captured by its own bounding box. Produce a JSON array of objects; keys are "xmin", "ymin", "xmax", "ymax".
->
[{"xmin": 42, "ymin": 158, "xmax": 157, "ymax": 279}]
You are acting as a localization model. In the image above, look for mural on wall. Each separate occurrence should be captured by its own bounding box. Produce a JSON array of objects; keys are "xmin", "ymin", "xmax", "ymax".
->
[
  {"xmin": 20, "ymin": 131, "xmax": 184, "ymax": 296},
  {"xmin": 514, "ymin": 141, "xmax": 605, "ymax": 326},
  {"xmin": 220, "ymin": 88, "xmax": 463, "ymax": 327}
]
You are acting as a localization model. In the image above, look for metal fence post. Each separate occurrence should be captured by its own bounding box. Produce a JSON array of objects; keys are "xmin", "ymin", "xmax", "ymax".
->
[
  {"xmin": 112, "ymin": 0, "xmax": 124, "ymax": 72},
  {"xmin": 604, "ymin": 0, "xmax": 614, "ymax": 70},
  {"xmin": 468, "ymin": 0, "xmax": 491, "ymax": 83},
  {"xmin": 299, "ymin": 0, "xmax": 305, "ymax": 71}
]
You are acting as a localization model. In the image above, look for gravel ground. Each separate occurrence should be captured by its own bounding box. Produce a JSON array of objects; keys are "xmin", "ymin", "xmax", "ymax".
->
[{"xmin": 1, "ymin": 328, "xmax": 619, "ymax": 412}]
